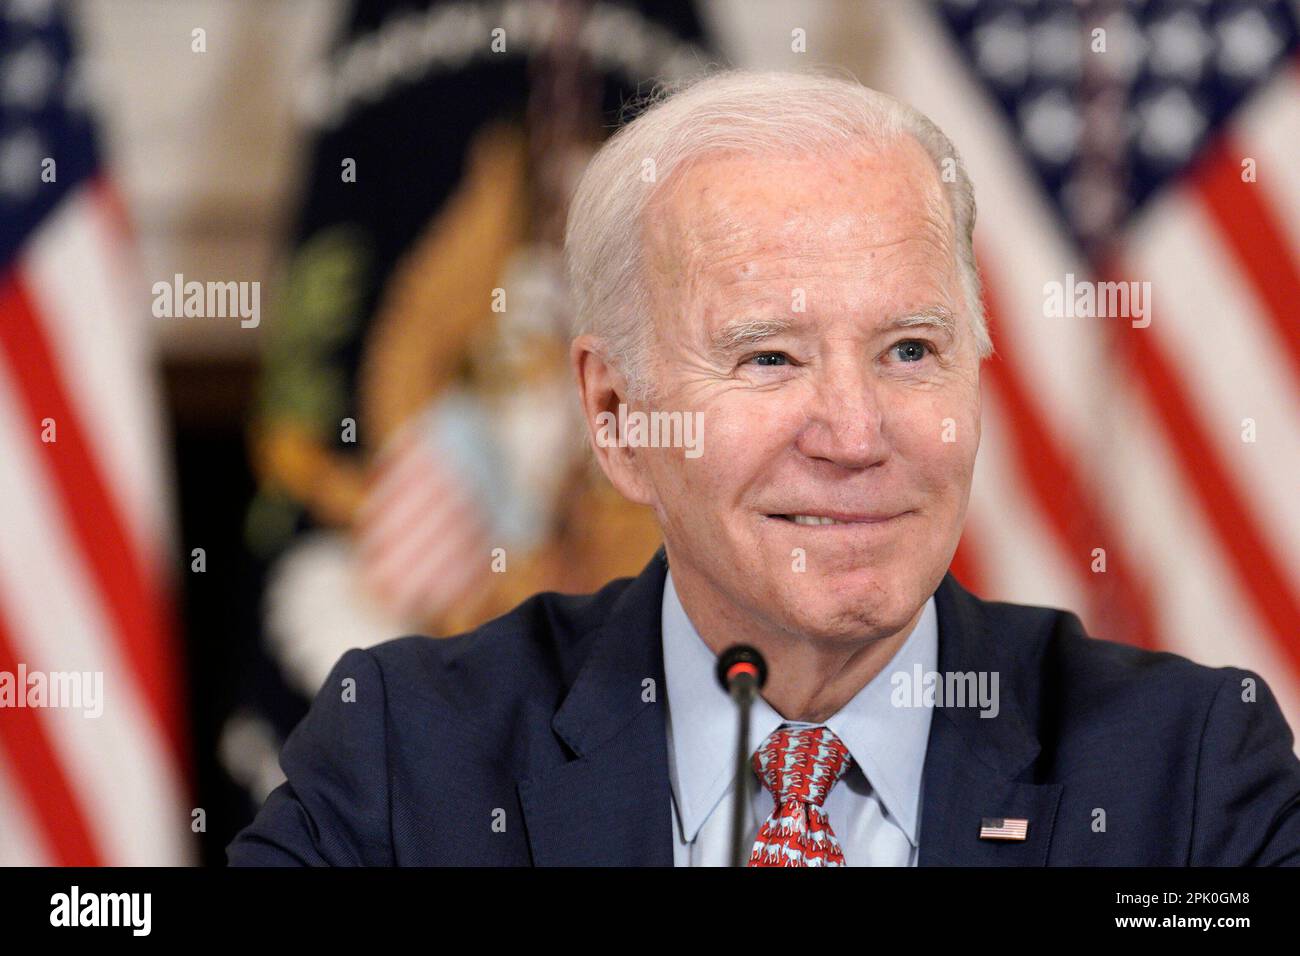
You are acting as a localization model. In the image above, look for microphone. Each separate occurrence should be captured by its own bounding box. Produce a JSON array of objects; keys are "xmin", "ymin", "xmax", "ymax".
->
[{"xmin": 716, "ymin": 644, "xmax": 768, "ymax": 867}]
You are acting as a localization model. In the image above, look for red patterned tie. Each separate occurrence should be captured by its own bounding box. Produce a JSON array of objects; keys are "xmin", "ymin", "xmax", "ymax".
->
[{"xmin": 748, "ymin": 725, "xmax": 853, "ymax": 867}]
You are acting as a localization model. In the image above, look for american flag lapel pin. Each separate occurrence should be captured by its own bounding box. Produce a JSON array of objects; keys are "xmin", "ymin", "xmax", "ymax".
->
[{"xmin": 979, "ymin": 817, "xmax": 1029, "ymax": 841}]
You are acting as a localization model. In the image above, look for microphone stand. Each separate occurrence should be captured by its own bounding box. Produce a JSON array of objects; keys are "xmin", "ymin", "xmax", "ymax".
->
[{"xmin": 716, "ymin": 645, "xmax": 768, "ymax": 867}]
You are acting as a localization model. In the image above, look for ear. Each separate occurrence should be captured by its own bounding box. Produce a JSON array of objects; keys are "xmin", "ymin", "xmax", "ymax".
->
[{"xmin": 570, "ymin": 334, "xmax": 655, "ymax": 506}]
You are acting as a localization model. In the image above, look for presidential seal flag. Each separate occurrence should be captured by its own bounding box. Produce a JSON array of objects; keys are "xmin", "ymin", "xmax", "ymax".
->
[{"xmin": 222, "ymin": 0, "xmax": 710, "ymax": 819}]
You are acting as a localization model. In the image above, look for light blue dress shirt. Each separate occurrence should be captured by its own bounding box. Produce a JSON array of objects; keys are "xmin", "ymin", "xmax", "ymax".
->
[{"xmin": 661, "ymin": 568, "xmax": 938, "ymax": 866}]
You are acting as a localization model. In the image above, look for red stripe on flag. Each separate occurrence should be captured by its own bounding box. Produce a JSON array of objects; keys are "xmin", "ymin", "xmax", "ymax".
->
[
  {"xmin": 0, "ymin": 604, "xmax": 104, "ymax": 865},
  {"xmin": 978, "ymin": 258, "xmax": 1161, "ymax": 650},
  {"xmin": 1103, "ymin": 266, "xmax": 1300, "ymax": 684},
  {"xmin": 1189, "ymin": 134, "xmax": 1300, "ymax": 402},
  {"xmin": 0, "ymin": 273, "xmax": 189, "ymax": 777}
]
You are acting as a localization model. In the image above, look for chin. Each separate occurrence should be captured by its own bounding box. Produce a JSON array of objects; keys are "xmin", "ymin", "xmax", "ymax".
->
[
  {"xmin": 778, "ymin": 577, "xmax": 914, "ymax": 644},
  {"xmin": 785, "ymin": 567, "xmax": 930, "ymax": 642}
]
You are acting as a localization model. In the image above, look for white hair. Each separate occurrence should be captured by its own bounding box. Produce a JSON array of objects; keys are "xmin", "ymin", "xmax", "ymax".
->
[{"xmin": 563, "ymin": 68, "xmax": 992, "ymax": 398}]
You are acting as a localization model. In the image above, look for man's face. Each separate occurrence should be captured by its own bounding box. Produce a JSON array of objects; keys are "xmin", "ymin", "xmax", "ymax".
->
[{"xmin": 620, "ymin": 138, "xmax": 981, "ymax": 645}]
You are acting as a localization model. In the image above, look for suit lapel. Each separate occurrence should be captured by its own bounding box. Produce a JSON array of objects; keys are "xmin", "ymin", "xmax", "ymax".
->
[
  {"xmin": 518, "ymin": 559, "xmax": 1063, "ymax": 865},
  {"xmin": 918, "ymin": 574, "xmax": 1063, "ymax": 866},
  {"xmin": 517, "ymin": 550, "xmax": 674, "ymax": 866}
]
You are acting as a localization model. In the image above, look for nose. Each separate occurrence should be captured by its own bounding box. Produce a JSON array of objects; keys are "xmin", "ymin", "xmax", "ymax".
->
[{"xmin": 794, "ymin": 355, "xmax": 889, "ymax": 470}]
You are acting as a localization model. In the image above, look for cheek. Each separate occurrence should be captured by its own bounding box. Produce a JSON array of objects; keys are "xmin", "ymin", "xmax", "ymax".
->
[
  {"xmin": 890, "ymin": 395, "xmax": 979, "ymax": 493},
  {"xmin": 693, "ymin": 396, "xmax": 799, "ymax": 484}
]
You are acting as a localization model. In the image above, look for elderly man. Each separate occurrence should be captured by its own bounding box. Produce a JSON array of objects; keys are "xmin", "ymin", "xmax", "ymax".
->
[{"xmin": 228, "ymin": 70, "xmax": 1300, "ymax": 867}]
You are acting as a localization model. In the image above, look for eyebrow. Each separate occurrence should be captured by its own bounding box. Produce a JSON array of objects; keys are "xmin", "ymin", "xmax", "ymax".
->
[
  {"xmin": 707, "ymin": 306, "xmax": 958, "ymax": 359},
  {"xmin": 708, "ymin": 316, "xmax": 801, "ymax": 358},
  {"xmin": 885, "ymin": 306, "xmax": 958, "ymax": 341}
]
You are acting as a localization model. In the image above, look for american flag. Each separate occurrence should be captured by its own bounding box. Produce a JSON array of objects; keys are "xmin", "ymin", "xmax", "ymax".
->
[
  {"xmin": 356, "ymin": 414, "xmax": 494, "ymax": 625},
  {"xmin": 0, "ymin": 1, "xmax": 191, "ymax": 863},
  {"xmin": 980, "ymin": 817, "xmax": 1030, "ymax": 841},
  {"xmin": 868, "ymin": 0, "xmax": 1300, "ymax": 746}
]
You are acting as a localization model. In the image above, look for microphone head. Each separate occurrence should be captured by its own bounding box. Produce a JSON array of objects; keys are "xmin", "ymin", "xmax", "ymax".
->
[{"xmin": 716, "ymin": 644, "xmax": 768, "ymax": 692}]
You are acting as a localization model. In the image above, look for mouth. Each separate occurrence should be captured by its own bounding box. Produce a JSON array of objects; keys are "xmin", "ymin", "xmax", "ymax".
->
[{"xmin": 768, "ymin": 511, "xmax": 909, "ymax": 527}]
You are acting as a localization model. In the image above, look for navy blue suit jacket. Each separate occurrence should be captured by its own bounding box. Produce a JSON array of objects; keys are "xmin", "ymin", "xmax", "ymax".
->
[{"xmin": 227, "ymin": 550, "xmax": 1300, "ymax": 865}]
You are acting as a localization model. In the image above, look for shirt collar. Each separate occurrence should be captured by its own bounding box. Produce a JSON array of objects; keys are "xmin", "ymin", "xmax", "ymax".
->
[{"xmin": 661, "ymin": 568, "xmax": 938, "ymax": 848}]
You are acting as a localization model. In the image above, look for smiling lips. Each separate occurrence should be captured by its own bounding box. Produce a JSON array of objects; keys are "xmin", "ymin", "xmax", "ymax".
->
[{"xmin": 771, "ymin": 511, "xmax": 907, "ymax": 526}]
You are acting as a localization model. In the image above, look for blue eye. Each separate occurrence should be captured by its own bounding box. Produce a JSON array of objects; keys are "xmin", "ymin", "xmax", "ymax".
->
[
  {"xmin": 749, "ymin": 352, "xmax": 790, "ymax": 367},
  {"xmin": 892, "ymin": 340, "xmax": 931, "ymax": 363}
]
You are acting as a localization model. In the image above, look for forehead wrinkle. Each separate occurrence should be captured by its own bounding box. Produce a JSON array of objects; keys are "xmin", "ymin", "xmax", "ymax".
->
[
  {"xmin": 687, "ymin": 203, "xmax": 957, "ymax": 294},
  {"xmin": 642, "ymin": 145, "xmax": 963, "ymax": 344},
  {"xmin": 660, "ymin": 234, "xmax": 960, "ymax": 356}
]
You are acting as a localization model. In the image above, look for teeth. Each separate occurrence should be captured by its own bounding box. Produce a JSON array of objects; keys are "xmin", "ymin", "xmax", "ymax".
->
[{"xmin": 788, "ymin": 514, "xmax": 849, "ymax": 526}]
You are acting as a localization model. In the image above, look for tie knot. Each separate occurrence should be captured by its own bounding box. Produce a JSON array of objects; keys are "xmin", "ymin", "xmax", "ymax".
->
[{"xmin": 751, "ymin": 725, "xmax": 853, "ymax": 808}]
